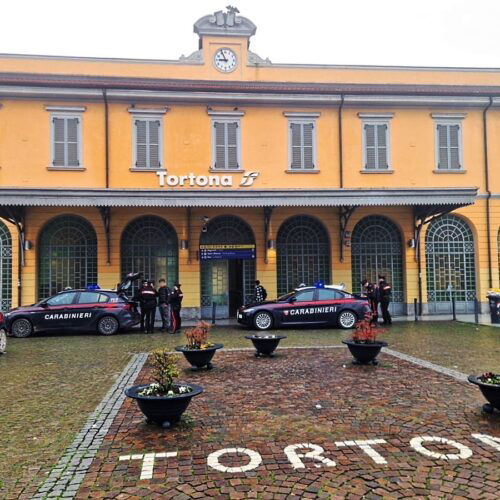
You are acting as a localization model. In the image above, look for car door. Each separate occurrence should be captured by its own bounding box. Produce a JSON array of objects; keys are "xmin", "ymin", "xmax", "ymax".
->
[
  {"xmin": 73, "ymin": 291, "xmax": 111, "ymax": 330},
  {"xmin": 316, "ymin": 288, "xmax": 344, "ymax": 325},
  {"xmin": 37, "ymin": 292, "xmax": 79, "ymax": 331},
  {"xmin": 280, "ymin": 289, "xmax": 318, "ymax": 324}
]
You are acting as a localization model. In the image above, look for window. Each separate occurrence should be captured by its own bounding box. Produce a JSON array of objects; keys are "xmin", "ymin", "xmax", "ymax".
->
[
  {"xmin": 317, "ymin": 288, "xmax": 343, "ymax": 300},
  {"xmin": 78, "ymin": 292, "xmax": 109, "ymax": 304},
  {"xmin": 359, "ymin": 113, "xmax": 393, "ymax": 170},
  {"xmin": 46, "ymin": 292, "xmax": 77, "ymax": 306},
  {"xmin": 129, "ymin": 108, "xmax": 167, "ymax": 170},
  {"xmin": 284, "ymin": 112, "xmax": 320, "ymax": 170},
  {"xmin": 295, "ymin": 290, "xmax": 315, "ymax": 302},
  {"xmin": 208, "ymin": 110, "xmax": 244, "ymax": 170},
  {"xmin": 47, "ymin": 107, "xmax": 85, "ymax": 168},
  {"xmin": 433, "ymin": 114, "xmax": 465, "ymax": 170}
]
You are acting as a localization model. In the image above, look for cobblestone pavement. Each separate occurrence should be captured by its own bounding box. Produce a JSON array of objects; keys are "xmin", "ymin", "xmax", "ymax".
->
[{"xmin": 74, "ymin": 348, "xmax": 499, "ymax": 499}]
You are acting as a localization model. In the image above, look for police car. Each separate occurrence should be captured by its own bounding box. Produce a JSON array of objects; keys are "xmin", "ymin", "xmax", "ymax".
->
[
  {"xmin": 237, "ymin": 284, "xmax": 371, "ymax": 331},
  {"xmin": 4, "ymin": 273, "xmax": 141, "ymax": 338}
]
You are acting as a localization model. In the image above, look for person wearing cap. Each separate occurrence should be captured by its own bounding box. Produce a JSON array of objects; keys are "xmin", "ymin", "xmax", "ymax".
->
[
  {"xmin": 378, "ymin": 275, "xmax": 392, "ymax": 325},
  {"xmin": 169, "ymin": 284, "xmax": 183, "ymax": 334},
  {"xmin": 137, "ymin": 279, "xmax": 157, "ymax": 333}
]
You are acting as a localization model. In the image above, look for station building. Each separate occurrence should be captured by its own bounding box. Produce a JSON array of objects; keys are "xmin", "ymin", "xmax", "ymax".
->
[{"xmin": 0, "ymin": 8, "xmax": 499, "ymax": 319}]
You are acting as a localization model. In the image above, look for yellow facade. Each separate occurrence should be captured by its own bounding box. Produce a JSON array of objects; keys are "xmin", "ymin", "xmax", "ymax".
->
[{"xmin": 0, "ymin": 8, "xmax": 499, "ymax": 318}]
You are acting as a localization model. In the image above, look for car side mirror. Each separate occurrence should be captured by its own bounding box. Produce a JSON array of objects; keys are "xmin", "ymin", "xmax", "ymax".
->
[
  {"xmin": 40, "ymin": 302, "xmax": 49, "ymax": 308},
  {"xmin": 288, "ymin": 296, "xmax": 297, "ymax": 303}
]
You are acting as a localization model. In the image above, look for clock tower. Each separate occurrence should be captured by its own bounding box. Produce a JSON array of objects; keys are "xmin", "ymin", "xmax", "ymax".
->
[{"xmin": 192, "ymin": 7, "xmax": 257, "ymax": 78}]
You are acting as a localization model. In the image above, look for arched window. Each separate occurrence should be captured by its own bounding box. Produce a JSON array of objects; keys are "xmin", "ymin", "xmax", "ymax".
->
[
  {"xmin": 200, "ymin": 216, "xmax": 255, "ymax": 318},
  {"xmin": 38, "ymin": 216, "xmax": 97, "ymax": 299},
  {"xmin": 426, "ymin": 215, "xmax": 476, "ymax": 313},
  {"xmin": 121, "ymin": 216, "xmax": 178, "ymax": 293},
  {"xmin": 351, "ymin": 216, "xmax": 404, "ymax": 315},
  {"xmin": 0, "ymin": 221, "xmax": 12, "ymax": 312},
  {"xmin": 277, "ymin": 215, "xmax": 330, "ymax": 296}
]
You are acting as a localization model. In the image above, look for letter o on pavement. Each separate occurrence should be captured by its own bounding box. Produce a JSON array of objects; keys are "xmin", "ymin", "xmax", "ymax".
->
[
  {"xmin": 207, "ymin": 447, "xmax": 262, "ymax": 473},
  {"xmin": 410, "ymin": 436, "xmax": 473, "ymax": 460}
]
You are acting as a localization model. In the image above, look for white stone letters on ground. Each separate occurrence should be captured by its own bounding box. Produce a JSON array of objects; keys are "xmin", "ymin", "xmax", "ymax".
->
[
  {"xmin": 409, "ymin": 436, "xmax": 473, "ymax": 460},
  {"xmin": 335, "ymin": 439, "xmax": 388, "ymax": 465},
  {"xmin": 118, "ymin": 433, "xmax": 499, "ymax": 480},
  {"xmin": 284, "ymin": 443, "xmax": 336, "ymax": 469},
  {"xmin": 207, "ymin": 447, "xmax": 262, "ymax": 473}
]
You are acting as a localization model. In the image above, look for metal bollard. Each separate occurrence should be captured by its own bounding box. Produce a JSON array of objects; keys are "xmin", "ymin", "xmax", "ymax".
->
[
  {"xmin": 211, "ymin": 302, "xmax": 216, "ymax": 325},
  {"xmin": 414, "ymin": 298, "xmax": 418, "ymax": 321},
  {"xmin": 474, "ymin": 298, "xmax": 479, "ymax": 324},
  {"xmin": 452, "ymin": 296, "xmax": 456, "ymax": 321}
]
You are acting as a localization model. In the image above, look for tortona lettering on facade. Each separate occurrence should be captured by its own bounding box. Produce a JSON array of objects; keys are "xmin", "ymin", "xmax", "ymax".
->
[{"xmin": 0, "ymin": 7, "xmax": 500, "ymax": 319}]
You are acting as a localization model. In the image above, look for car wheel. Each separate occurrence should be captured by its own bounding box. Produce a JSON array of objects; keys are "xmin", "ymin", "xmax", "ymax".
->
[
  {"xmin": 97, "ymin": 316, "xmax": 119, "ymax": 336},
  {"xmin": 338, "ymin": 310, "xmax": 357, "ymax": 329},
  {"xmin": 253, "ymin": 311, "xmax": 273, "ymax": 331},
  {"xmin": 0, "ymin": 328, "xmax": 6, "ymax": 353},
  {"xmin": 11, "ymin": 318, "xmax": 33, "ymax": 338}
]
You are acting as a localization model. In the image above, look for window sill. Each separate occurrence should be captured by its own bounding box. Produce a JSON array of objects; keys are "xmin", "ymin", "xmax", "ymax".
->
[
  {"xmin": 209, "ymin": 168, "xmax": 244, "ymax": 173},
  {"xmin": 360, "ymin": 169, "xmax": 394, "ymax": 174},
  {"xmin": 433, "ymin": 169, "xmax": 466, "ymax": 174},
  {"xmin": 129, "ymin": 167, "xmax": 166, "ymax": 172},
  {"xmin": 285, "ymin": 169, "xmax": 320, "ymax": 174},
  {"xmin": 47, "ymin": 166, "xmax": 86, "ymax": 171}
]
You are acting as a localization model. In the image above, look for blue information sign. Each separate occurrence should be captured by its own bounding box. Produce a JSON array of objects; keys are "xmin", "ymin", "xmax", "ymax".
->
[{"xmin": 200, "ymin": 244, "xmax": 256, "ymax": 260}]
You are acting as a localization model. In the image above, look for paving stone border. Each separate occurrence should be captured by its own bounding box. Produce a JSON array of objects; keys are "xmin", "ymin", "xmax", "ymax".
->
[
  {"xmin": 384, "ymin": 347, "xmax": 468, "ymax": 382},
  {"xmin": 33, "ymin": 353, "xmax": 148, "ymax": 499}
]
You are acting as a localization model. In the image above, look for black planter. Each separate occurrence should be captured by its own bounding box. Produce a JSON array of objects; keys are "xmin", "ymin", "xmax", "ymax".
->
[
  {"xmin": 175, "ymin": 344, "xmax": 224, "ymax": 370},
  {"xmin": 468, "ymin": 375, "xmax": 500, "ymax": 413},
  {"xmin": 245, "ymin": 335, "xmax": 287, "ymax": 357},
  {"xmin": 342, "ymin": 340, "xmax": 388, "ymax": 365},
  {"xmin": 125, "ymin": 383, "xmax": 203, "ymax": 427}
]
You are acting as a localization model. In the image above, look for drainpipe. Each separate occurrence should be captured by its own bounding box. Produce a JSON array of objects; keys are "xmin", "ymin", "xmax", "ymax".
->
[
  {"xmin": 483, "ymin": 97, "xmax": 493, "ymax": 289},
  {"xmin": 338, "ymin": 94, "xmax": 344, "ymax": 188},
  {"xmin": 103, "ymin": 89, "xmax": 110, "ymax": 188}
]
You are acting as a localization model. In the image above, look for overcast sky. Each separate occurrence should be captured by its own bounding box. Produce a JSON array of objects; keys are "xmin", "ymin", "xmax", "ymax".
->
[{"xmin": 1, "ymin": 0, "xmax": 500, "ymax": 68}]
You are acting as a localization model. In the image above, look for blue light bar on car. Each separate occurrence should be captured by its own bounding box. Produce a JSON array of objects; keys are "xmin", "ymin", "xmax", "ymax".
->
[
  {"xmin": 86, "ymin": 284, "xmax": 101, "ymax": 290},
  {"xmin": 314, "ymin": 280, "xmax": 325, "ymax": 288}
]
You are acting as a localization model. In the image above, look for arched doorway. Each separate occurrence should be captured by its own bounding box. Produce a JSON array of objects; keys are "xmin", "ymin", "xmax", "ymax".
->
[
  {"xmin": 351, "ymin": 215, "xmax": 404, "ymax": 316},
  {"xmin": 426, "ymin": 214, "xmax": 476, "ymax": 314},
  {"xmin": 121, "ymin": 216, "xmax": 178, "ymax": 296},
  {"xmin": 38, "ymin": 215, "xmax": 97, "ymax": 299},
  {"xmin": 200, "ymin": 216, "xmax": 255, "ymax": 318},
  {"xmin": 0, "ymin": 221, "xmax": 12, "ymax": 312},
  {"xmin": 276, "ymin": 215, "xmax": 331, "ymax": 296}
]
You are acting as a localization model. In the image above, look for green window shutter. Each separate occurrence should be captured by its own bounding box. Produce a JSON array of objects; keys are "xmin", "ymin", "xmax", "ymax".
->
[
  {"xmin": 227, "ymin": 122, "xmax": 238, "ymax": 169},
  {"xmin": 135, "ymin": 120, "xmax": 148, "ymax": 168},
  {"xmin": 53, "ymin": 118, "xmax": 66, "ymax": 166}
]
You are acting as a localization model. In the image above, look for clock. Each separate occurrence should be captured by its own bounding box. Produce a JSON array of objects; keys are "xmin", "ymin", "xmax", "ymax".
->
[{"xmin": 214, "ymin": 48, "xmax": 237, "ymax": 73}]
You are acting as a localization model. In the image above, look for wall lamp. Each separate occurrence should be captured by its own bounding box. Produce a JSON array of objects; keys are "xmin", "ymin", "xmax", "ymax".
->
[
  {"xmin": 180, "ymin": 240, "xmax": 189, "ymax": 250},
  {"xmin": 267, "ymin": 239, "xmax": 276, "ymax": 250},
  {"xmin": 24, "ymin": 240, "xmax": 33, "ymax": 250}
]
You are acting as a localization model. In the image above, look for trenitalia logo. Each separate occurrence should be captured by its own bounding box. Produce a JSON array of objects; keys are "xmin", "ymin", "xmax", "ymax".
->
[{"xmin": 156, "ymin": 171, "xmax": 260, "ymax": 188}]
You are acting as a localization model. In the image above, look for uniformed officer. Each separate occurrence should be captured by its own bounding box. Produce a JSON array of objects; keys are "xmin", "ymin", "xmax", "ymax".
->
[
  {"xmin": 169, "ymin": 284, "xmax": 183, "ymax": 334},
  {"xmin": 137, "ymin": 279, "xmax": 157, "ymax": 333},
  {"xmin": 254, "ymin": 280, "xmax": 267, "ymax": 302},
  {"xmin": 361, "ymin": 279, "xmax": 378, "ymax": 324},
  {"xmin": 157, "ymin": 278, "xmax": 171, "ymax": 332},
  {"xmin": 378, "ymin": 275, "xmax": 392, "ymax": 325}
]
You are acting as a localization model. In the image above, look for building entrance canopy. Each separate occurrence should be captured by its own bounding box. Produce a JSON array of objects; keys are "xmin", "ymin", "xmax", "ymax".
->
[{"xmin": 0, "ymin": 187, "xmax": 477, "ymax": 208}]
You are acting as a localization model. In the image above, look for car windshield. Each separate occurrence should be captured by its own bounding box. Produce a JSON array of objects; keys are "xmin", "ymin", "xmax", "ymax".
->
[{"xmin": 277, "ymin": 291, "xmax": 295, "ymax": 302}]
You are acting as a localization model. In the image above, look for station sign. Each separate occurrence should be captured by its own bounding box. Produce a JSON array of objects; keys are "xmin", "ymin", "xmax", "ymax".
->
[{"xmin": 200, "ymin": 244, "xmax": 256, "ymax": 260}]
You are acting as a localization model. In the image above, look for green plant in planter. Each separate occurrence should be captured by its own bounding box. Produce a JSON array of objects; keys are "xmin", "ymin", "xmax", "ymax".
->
[{"xmin": 139, "ymin": 348, "xmax": 192, "ymax": 396}]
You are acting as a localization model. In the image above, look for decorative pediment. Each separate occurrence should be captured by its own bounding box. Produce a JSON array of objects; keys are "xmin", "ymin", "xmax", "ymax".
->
[{"xmin": 194, "ymin": 7, "xmax": 256, "ymax": 38}]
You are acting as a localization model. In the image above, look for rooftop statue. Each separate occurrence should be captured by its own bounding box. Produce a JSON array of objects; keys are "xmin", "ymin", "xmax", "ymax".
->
[{"xmin": 194, "ymin": 6, "xmax": 257, "ymax": 38}]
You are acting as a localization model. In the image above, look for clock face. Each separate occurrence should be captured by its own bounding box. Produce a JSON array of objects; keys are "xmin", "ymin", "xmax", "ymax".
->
[{"xmin": 214, "ymin": 48, "xmax": 237, "ymax": 73}]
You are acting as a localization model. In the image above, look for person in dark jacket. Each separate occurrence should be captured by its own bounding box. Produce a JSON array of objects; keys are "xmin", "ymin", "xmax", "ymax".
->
[
  {"xmin": 254, "ymin": 280, "xmax": 267, "ymax": 303},
  {"xmin": 169, "ymin": 284, "xmax": 183, "ymax": 334},
  {"xmin": 378, "ymin": 275, "xmax": 392, "ymax": 325},
  {"xmin": 137, "ymin": 279, "xmax": 157, "ymax": 333},
  {"xmin": 157, "ymin": 279, "xmax": 171, "ymax": 332},
  {"xmin": 361, "ymin": 279, "xmax": 379, "ymax": 324}
]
